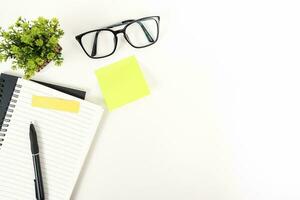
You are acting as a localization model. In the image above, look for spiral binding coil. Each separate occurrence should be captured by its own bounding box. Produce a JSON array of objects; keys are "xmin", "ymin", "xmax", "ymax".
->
[{"xmin": 0, "ymin": 80, "xmax": 22, "ymax": 149}]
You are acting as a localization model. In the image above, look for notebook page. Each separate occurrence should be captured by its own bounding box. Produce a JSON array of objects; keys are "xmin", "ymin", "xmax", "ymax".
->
[{"xmin": 0, "ymin": 78, "xmax": 104, "ymax": 200}]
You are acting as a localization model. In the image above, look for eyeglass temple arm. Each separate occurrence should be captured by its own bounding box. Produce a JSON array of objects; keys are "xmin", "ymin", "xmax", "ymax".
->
[
  {"xmin": 91, "ymin": 31, "xmax": 100, "ymax": 57},
  {"xmin": 107, "ymin": 19, "xmax": 154, "ymax": 42}
]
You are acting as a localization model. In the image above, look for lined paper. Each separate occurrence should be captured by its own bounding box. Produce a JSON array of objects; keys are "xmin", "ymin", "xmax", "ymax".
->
[{"xmin": 0, "ymin": 79, "xmax": 103, "ymax": 200}]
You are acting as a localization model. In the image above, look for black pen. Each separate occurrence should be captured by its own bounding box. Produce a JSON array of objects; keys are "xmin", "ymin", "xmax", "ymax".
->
[{"xmin": 29, "ymin": 122, "xmax": 45, "ymax": 200}]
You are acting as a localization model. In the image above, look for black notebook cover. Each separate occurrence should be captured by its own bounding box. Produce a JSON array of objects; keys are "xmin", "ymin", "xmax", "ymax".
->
[{"xmin": 0, "ymin": 73, "xmax": 86, "ymax": 129}]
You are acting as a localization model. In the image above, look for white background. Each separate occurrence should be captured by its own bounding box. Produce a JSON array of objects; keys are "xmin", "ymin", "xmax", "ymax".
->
[{"xmin": 1, "ymin": 0, "xmax": 300, "ymax": 199}]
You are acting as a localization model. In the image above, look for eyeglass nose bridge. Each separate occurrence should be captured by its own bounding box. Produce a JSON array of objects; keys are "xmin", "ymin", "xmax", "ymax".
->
[{"xmin": 114, "ymin": 29, "xmax": 125, "ymax": 35}]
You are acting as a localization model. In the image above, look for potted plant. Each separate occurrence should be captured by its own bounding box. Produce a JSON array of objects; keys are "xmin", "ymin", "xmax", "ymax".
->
[{"xmin": 0, "ymin": 17, "xmax": 64, "ymax": 79}]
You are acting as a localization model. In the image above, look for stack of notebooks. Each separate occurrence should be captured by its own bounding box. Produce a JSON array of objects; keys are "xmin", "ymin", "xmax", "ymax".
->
[{"xmin": 0, "ymin": 73, "xmax": 104, "ymax": 199}]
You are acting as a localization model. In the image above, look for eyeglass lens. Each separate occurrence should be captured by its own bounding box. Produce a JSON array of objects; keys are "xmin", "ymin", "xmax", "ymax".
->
[{"xmin": 125, "ymin": 18, "xmax": 158, "ymax": 47}]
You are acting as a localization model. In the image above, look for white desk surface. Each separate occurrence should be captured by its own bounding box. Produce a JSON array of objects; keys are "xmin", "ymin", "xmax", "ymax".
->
[{"xmin": 1, "ymin": 0, "xmax": 300, "ymax": 199}]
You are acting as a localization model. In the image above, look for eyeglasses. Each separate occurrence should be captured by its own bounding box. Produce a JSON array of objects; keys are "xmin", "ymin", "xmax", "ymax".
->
[{"xmin": 75, "ymin": 16, "xmax": 160, "ymax": 59}]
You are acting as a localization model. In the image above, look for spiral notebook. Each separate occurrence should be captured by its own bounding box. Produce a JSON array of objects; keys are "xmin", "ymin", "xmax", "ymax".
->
[{"xmin": 0, "ymin": 74, "xmax": 104, "ymax": 199}]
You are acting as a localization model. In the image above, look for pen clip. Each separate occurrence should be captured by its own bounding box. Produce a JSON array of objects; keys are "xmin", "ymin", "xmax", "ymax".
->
[{"xmin": 34, "ymin": 179, "xmax": 38, "ymax": 200}]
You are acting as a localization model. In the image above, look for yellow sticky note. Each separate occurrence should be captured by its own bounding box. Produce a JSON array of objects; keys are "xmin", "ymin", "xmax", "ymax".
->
[
  {"xmin": 95, "ymin": 56, "xmax": 150, "ymax": 111},
  {"xmin": 32, "ymin": 96, "xmax": 80, "ymax": 113}
]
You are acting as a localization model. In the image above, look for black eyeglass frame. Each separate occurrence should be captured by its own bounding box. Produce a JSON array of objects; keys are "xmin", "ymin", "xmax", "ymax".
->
[{"xmin": 75, "ymin": 16, "xmax": 160, "ymax": 59}]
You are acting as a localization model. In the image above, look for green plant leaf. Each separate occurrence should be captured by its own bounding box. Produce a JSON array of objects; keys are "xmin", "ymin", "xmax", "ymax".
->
[
  {"xmin": 48, "ymin": 36, "xmax": 58, "ymax": 46},
  {"xmin": 35, "ymin": 57, "xmax": 44, "ymax": 65},
  {"xmin": 0, "ymin": 16, "xmax": 64, "ymax": 79},
  {"xmin": 47, "ymin": 52, "xmax": 55, "ymax": 60},
  {"xmin": 35, "ymin": 39, "xmax": 43, "ymax": 46},
  {"xmin": 21, "ymin": 34, "xmax": 32, "ymax": 44},
  {"xmin": 0, "ymin": 53, "xmax": 5, "ymax": 62}
]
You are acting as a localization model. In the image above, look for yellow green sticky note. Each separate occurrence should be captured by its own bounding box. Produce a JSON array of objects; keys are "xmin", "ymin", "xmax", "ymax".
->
[
  {"xmin": 32, "ymin": 96, "xmax": 80, "ymax": 113},
  {"xmin": 95, "ymin": 56, "xmax": 150, "ymax": 111}
]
